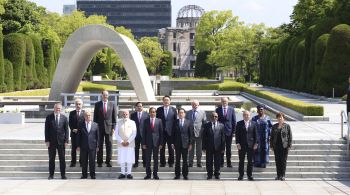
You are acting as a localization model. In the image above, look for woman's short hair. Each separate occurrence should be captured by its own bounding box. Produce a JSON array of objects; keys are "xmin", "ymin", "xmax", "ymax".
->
[{"xmin": 276, "ymin": 112, "xmax": 285, "ymax": 119}]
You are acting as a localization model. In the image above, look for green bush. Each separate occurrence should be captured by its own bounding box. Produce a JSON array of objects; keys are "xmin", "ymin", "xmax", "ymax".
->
[
  {"xmin": 42, "ymin": 38, "xmax": 56, "ymax": 86},
  {"xmin": 0, "ymin": 27, "xmax": 5, "ymax": 92},
  {"xmin": 318, "ymin": 24, "xmax": 350, "ymax": 97},
  {"xmin": 158, "ymin": 51, "xmax": 172, "ymax": 76},
  {"xmin": 30, "ymin": 35, "xmax": 48, "ymax": 88},
  {"xmin": 242, "ymin": 87, "xmax": 324, "ymax": 116},
  {"xmin": 219, "ymin": 81, "xmax": 246, "ymax": 91},
  {"xmin": 3, "ymin": 59, "xmax": 13, "ymax": 92},
  {"xmin": 293, "ymin": 39, "xmax": 306, "ymax": 91},
  {"xmin": 3, "ymin": 33, "xmax": 26, "ymax": 91},
  {"xmin": 195, "ymin": 51, "xmax": 215, "ymax": 79},
  {"xmin": 312, "ymin": 34, "xmax": 330, "ymax": 94},
  {"xmin": 277, "ymin": 38, "xmax": 291, "ymax": 88},
  {"xmin": 80, "ymin": 82, "xmax": 117, "ymax": 92},
  {"xmin": 24, "ymin": 36, "xmax": 36, "ymax": 89}
]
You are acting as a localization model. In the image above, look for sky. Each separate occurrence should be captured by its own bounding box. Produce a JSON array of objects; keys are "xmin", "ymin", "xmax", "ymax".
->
[{"xmin": 28, "ymin": 0, "xmax": 298, "ymax": 28}]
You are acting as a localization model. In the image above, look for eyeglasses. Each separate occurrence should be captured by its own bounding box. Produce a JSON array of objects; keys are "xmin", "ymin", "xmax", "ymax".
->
[{"xmin": 213, "ymin": 116, "xmax": 218, "ymax": 118}]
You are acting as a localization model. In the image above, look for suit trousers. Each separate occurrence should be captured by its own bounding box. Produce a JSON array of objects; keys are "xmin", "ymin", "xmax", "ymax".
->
[
  {"xmin": 175, "ymin": 147, "xmax": 189, "ymax": 177},
  {"xmin": 274, "ymin": 148, "xmax": 288, "ymax": 177},
  {"xmin": 135, "ymin": 136, "xmax": 145, "ymax": 166},
  {"xmin": 145, "ymin": 146, "xmax": 159, "ymax": 177},
  {"xmin": 70, "ymin": 133, "xmax": 80, "ymax": 164},
  {"xmin": 238, "ymin": 147, "xmax": 254, "ymax": 177},
  {"xmin": 48, "ymin": 144, "xmax": 66, "ymax": 177},
  {"xmin": 189, "ymin": 136, "xmax": 202, "ymax": 165},
  {"xmin": 97, "ymin": 130, "xmax": 112, "ymax": 164},
  {"xmin": 206, "ymin": 149, "xmax": 222, "ymax": 177},
  {"xmin": 81, "ymin": 148, "xmax": 97, "ymax": 177},
  {"xmin": 221, "ymin": 134, "xmax": 233, "ymax": 166},
  {"xmin": 160, "ymin": 133, "xmax": 174, "ymax": 166}
]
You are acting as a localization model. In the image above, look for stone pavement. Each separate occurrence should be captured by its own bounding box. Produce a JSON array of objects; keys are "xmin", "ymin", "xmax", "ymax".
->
[{"xmin": 0, "ymin": 180, "xmax": 349, "ymax": 194}]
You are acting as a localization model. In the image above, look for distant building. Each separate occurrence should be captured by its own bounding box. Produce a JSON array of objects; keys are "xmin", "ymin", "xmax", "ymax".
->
[
  {"xmin": 76, "ymin": 0, "xmax": 171, "ymax": 38},
  {"xmin": 63, "ymin": 4, "xmax": 76, "ymax": 15},
  {"xmin": 158, "ymin": 5, "xmax": 204, "ymax": 77}
]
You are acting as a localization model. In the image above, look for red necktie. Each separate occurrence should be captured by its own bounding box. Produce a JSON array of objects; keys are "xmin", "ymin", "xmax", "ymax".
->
[{"xmin": 151, "ymin": 118, "xmax": 155, "ymax": 129}]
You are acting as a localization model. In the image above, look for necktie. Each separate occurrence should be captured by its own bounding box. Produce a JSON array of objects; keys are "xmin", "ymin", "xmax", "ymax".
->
[
  {"xmin": 138, "ymin": 112, "xmax": 141, "ymax": 123},
  {"xmin": 151, "ymin": 118, "xmax": 155, "ymax": 129},
  {"xmin": 87, "ymin": 122, "xmax": 90, "ymax": 133},
  {"xmin": 103, "ymin": 102, "xmax": 107, "ymax": 116},
  {"xmin": 55, "ymin": 114, "xmax": 59, "ymax": 127},
  {"xmin": 212, "ymin": 122, "xmax": 215, "ymax": 130},
  {"xmin": 77, "ymin": 111, "xmax": 80, "ymax": 122},
  {"xmin": 224, "ymin": 107, "xmax": 227, "ymax": 117},
  {"xmin": 192, "ymin": 110, "xmax": 196, "ymax": 121},
  {"xmin": 165, "ymin": 108, "xmax": 168, "ymax": 118}
]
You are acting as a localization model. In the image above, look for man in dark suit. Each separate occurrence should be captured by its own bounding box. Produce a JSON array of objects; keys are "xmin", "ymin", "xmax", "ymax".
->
[
  {"xmin": 130, "ymin": 102, "xmax": 149, "ymax": 168},
  {"xmin": 236, "ymin": 110, "xmax": 258, "ymax": 181},
  {"xmin": 45, "ymin": 103, "xmax": 69, "ymax": 180},
  {"xmin": 156, "ymin": 95, "xmax": 177, "ymax": 167},
  {"xmin": 202, "ymin": 112, "xmax": 225, "ymax": 179},
  {"xmin": 77, "ymin": 111, "xmax": 99, "ymax": 179},
  {"xmin": 68, "ymin": 98, "xmax": 85, "ymax": 167},
  {"xmin": 216, "ymin": 97, "xmax": 236, "ymax": 167},
  {"xmin": 171, "ymin": 108, "xmax": 193, "ymax": 180},
  {"xmin": 94, "ymin": 90, "xmax": 116, "ymax": 167},
  {"xmin": 142, "ymin": 107, "xmax": 163, "ymax": 180}
]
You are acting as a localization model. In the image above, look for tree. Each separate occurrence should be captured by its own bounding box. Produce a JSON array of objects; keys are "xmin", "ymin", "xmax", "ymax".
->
[{"xmin": 137, "ymin": 37, "xmax": 164, "ymax": 75}]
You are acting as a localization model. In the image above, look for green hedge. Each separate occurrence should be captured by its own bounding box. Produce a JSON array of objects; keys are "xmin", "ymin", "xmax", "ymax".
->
[
  {"xmin": 30, "ymin": 35, "xmax": 48, "ymax": 88},
  {"xmin": 42, "ymin": 39, "xmax": 56, "ymax": 86},
  {"xmin": 242, "ymin": 87, "xmax": 324, "ymax": 116},
  {"xmin": 312, "ymin": 34, "xmax": 329, "ymax": 94},
  {"xmin": 24, "ymin": 36, "xmax": 36, "ymax": 89},
  {"xmin": 292, "ymin": 39, "xmax": 305, "ymax": 91},
  {"xmin": 3, "ymin": 33, "xmax": 26, "ymax": 91},
  {"xmin": 3, "ymin": 59, "xmax": 13, "ymax": 92},
  {"xmin": 79, "ymin": 82, "xmax": 117, "ymax": 92},
  {"xmin": 0, "ymin": 27, "xmax": 5, "ymax": 92},
  {"xmin": 318, "ymin": 24, "xmax": 350, "ymax": 97}
]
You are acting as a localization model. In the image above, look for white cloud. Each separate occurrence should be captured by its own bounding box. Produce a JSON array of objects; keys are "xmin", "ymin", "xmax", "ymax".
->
[{"xmin": 241, "ymin": 0, "xmax": 265, "ymax": 11}]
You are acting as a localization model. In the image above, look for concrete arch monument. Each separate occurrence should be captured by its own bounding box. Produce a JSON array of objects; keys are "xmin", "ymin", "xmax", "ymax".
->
[{"xmin": 49, "ymin": 24, "xmax": 156, "ymax": 101}]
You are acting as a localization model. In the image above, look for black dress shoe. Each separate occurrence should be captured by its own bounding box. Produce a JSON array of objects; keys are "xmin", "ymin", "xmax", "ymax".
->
[
  {"xmin": 275, "ymin": 176, "xmax": 280, "ymax": 180},
  {"xmin": 227, "ymin": 164, "xmax": 232, "ymax": 168},
  {"xmin": 48, "ymin": 176, "xmax": 53, "ymax": 180},
  {"xmin": 188, "ymin": 164, "xmax": 193, "ymax": 167},
  {"xmin": 207, "ymin": 176, "xmax": 212, "ymax": 180},
  {"xmin": 98, "ymin": 164, "xmax": 102, "ymax": 167},
  {"xmin": 160, "ymin": 164, "xmax": 165, "ymax": 167},
  {"xmin": 197, "ymin": 164, "xmax": 202, "ymax": 168},
  {"xmin": 70, "ymin": 163, "xmax": 76, "ymax": 167},
  {"xmin": 183, "ymin": 176, "xmax": 188, "ymax": 180},
  {"xmin": 133, "ymin": 164, "xmax": 138, "ymax": 168},
  {"xmin": 174, "ymin": 176, "xmax": 180, "ymax": 180},
  {"xmin": 215, "ymin": 175, "xmax": 220, "ymax": 180},
  {"xmin": 169, "ymin": 164, "xmax": 173, "ymax": 168},
  {"xmin": 106, "ymin": 163, "xmax": 112, "ymax": 167},
  {"xmin": 91, "ymin": 176, "xmax": 96, "ymax": 179},
  {"xmin": 118, "ymin": 174, "xmax": 126, "ymax": 179},
  {"xmin": 127, "ymin": 174, "xmax": 133, "ymax": 179},
  {"xmin": 144, "ymin": 175, "xmax": 151, "ymax": 180},
  {"xmin": 280, "ymin": 177, "xmax": 285, "ymax": 181},
  {"xmin": 80, "ymin": 176, "xmax": 87, "ymax": 179},
  {"xmin": 61, "ymin": 175, "xmax": 67, "ymax": 180},
  {"xmin": 238, "ymin": 176, "xmax": 243, "ymax": 181},
  {"xmin": 248, "ymin": 176, "xmax": 254, "ymax": 181},
  {"xmin": 153, "ymin": 175, "xmax": 159, "ymax": 180}
]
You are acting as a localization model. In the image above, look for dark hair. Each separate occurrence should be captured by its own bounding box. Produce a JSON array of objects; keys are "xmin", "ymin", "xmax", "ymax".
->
[
  {"xmin": 178, "ymin": 108, "xmax": 186, "ymax": 113},
  {"xmin": 149, "ymin": 107, "xmax": 156, "ymax": 113},
  {"xmin": 276, "ymin": 112, "xmax": 285, "ymax": 119},
  {"xmin": 163, "ymin": 95, "xmax": 171, "ymax": 101},
  {"xmin": 135, "ymin": 102, "xmax": 142, "ymax": 107}
]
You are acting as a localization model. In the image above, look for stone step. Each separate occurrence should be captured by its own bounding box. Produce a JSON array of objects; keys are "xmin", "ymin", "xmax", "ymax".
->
[
  {"xmin": 0, "ymin": 171, "xmax": 349, "ymax": 179},
  {"xmin": 0, "ymin": 160, "xmax": 349, "ymax": 167},
  {"xmin": 1, "ymin": 165, "xmax": 350, "ymax": 172},
  {"xmin": 0, "ymin": 154, "xmax": 348, "ymax": 161},
  {"xmin": 0, "ymin": 149, "xmax": 346, "ymax": 155}
]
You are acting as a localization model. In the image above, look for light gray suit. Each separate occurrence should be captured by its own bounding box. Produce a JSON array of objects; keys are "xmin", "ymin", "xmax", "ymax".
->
[{"xmin": 185, "ymin": 109, "xmax": 207, "ymax": 166}]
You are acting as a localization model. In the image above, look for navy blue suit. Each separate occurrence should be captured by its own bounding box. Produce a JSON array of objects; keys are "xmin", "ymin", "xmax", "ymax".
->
[{"xmin": 216, "ymin": 105, "xmax": 236, "ymax": 166}]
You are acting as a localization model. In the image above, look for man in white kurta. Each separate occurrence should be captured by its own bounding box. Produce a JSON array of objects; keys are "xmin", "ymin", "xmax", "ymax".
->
[{"xmin": 115, "ymin": 110, "xmax": 136, "ymax": 179}]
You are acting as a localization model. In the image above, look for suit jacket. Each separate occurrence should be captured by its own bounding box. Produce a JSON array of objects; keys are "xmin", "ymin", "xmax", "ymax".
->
[
  {"xmin": 130, "ymin": 111, "xmax": 149, "ymax": 139},
  {"xmin": 45, "ymin": 113, "xmax": 69, "ymax": 146},
  {"xmin": 202, "ymin": 121, "xmax": 225, "ymax": 151},
  {"xmin": 93, "ymin": 100, "xmax": 116, "ymax": 134},
  {"xmin": 216, "ymin": 105, "xmax": 236, "ymax": 136},
  {"xmin": 68, "ymin": 109, "xmax": 85, "ymax": 137},
  {"xmin": 235, "ymin": 120, "xmax": 258, "ymax": 148},
  {"xmin": 77, "ymin": 121, "xmax": 99, "ymax": 151},
  {"xmin": 156, "ymin": 106, "xmax": 177, "ymax": 136},
  {"xmin": 185, "ymin": 109, "xmax": 207, "ymax": 138},
  {"xmin": 270, "ymin": 123, "xmax": 292, "ymax": 149},
  {"xmin": 172, "ymin": 119, "xmax": 193, "ymax": 149},
  {"xmin": 142, "ymin": 117, "xmax": 164, "ymax": 148}
]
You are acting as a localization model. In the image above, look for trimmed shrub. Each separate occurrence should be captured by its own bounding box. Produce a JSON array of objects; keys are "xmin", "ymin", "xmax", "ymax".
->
[
  {"xmin": 299, "ymin": 25, "xmax": 315, "ymax": 91},
  {"xmin": 24, "ymin": 35, "xmax": 37, "ymax": 89},
  {"xmin": 80, "ymin": 82, "xmax": 117, "ymax": 92},
  {"xmin": 242, "ymin": 87, "xmax": 324, "ymax": 116},
  {"xmin": 0, "ymin": 27, "xmax": 5, "ymax": 92},
  {"xmin": 30, "ymin": 35, "xmax": 48, "ymax": 88},
  {"xmin": 318, "ymin": 24, "xmax": 350, "ymax": 97},
  {"xmin": 42, "ymin": 39, "xmax": 57, "ymax": 86},
  {"xmin": 277, "ymin": 38, "xmax": 291, "ymax": 88},
  {"xmin": 3, "ymin": 59, "xmax": 13, "ymax": 92},
  {"xmin": 3, "ymin": 33, "xmax": 26, "ymax": 91},
  {"xmin": 292, "ymin": 39, "xmax": 305, "ymax": 91},
  {"xmin": 312, "ymin": 34, "xmax": 330, "ymax": 94}
]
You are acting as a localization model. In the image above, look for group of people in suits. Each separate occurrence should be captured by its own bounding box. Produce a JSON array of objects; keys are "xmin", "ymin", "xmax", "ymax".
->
[
  {"xmin": 44, "ymin": 91, "xmax": 292, "ymax": 181},
  {"xmin": 45, "ymin": 90, "xmax": 116, "ymax": 180}
]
